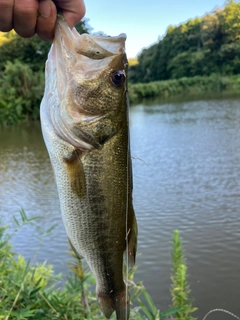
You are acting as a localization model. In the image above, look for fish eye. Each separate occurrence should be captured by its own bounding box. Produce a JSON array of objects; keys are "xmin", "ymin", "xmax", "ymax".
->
[{"xmin": 110, "ymin": 70, "xmax": 125, "ymax": 87}]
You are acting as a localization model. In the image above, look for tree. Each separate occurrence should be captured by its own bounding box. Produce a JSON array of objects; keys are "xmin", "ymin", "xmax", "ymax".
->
[{"xmin": 128, "ymin": 0, "xmax": 240, "ymax": 83}]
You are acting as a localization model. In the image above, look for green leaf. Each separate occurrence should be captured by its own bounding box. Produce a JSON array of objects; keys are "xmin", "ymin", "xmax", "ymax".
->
[
  {"xmin": 12, "ymin": 214, "xmax": 20, "ymax": 227},
  {"xmin": 138, "ymin": 299, "xmax": 154, "ymax": 319},
  {"xmin": 160, "ymin": 306, "xmax": 185, "ymax": 318}
]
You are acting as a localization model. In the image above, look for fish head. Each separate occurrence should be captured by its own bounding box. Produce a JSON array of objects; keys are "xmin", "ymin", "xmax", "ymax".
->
[
  {"xmin": 43, "ymin": 16, "xmax": 128, "ymax": 149},
  {"xmin": 68, "ymin": 39, "xmax": 128, "ymax": 119}
]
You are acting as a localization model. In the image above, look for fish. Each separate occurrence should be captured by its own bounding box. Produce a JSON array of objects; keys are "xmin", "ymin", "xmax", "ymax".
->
[{"xmin": 40, "ymin": 16, "xmax": 137, "ymax": 320}]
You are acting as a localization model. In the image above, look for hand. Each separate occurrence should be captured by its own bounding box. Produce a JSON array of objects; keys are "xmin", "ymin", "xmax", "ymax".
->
[{"xmin": 0, "ymin": 0, "xmax": 85, "ymax": 41}]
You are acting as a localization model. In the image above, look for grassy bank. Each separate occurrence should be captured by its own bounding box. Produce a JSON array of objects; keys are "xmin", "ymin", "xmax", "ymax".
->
[
  {"xmin": 128, "ymin": 74, "xmax": 240, "ymax": 104},
  {"xmin": 0, "ymin": 212, "xmax": 197, "ymax": 320}
]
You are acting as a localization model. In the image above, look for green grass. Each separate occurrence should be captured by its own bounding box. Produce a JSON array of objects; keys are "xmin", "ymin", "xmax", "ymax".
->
[
  {"xmin": 0, "ymin": 211, "xmax": 197, "ymax": 319},
  {"xmin": 171, "ymin": 231, "xmax": 197, "ymax": 320}
]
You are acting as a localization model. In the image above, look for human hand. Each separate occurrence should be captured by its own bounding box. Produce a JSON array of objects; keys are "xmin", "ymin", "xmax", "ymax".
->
[{"xmin": 0, "ymin": 0, "xmax": 85, "ymax": 41}]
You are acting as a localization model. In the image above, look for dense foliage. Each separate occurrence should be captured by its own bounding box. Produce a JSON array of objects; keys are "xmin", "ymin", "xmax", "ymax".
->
[
  {"xmin": 0, "ymin": 212, "xmax": 196, "ymax": 319},
  {"xmin": 128, "ymin": 74, "xmax": 240, "ymax": 102},
  {"xmin": 0, "ymin": 20, "xmax": 89, "ymax": 125},
  {"xmin": 129, "ymin": 0, "xmax": 240, "ymax": 83},
  {"xmin": 0, "ymin": 60, "xmax": 44, "ymax": 125}
]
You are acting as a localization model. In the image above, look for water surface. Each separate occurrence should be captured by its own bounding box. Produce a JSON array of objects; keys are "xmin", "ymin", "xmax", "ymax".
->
[{"xmin": 1, "ymin": 97, "xmax": 240, "ymax": 319}]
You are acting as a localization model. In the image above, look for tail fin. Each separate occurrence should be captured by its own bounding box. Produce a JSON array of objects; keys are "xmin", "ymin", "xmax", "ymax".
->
[
  {"xmin": 114, "ymin": 291, "xmax": 130, "ymax": 320},
  {"xmin": 98, "ymin": 290, "xmax": 130, "ymax": 320}
]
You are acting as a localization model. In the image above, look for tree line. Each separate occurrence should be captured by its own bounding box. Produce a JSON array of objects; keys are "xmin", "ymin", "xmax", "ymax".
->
[{"xmin": 129, "ymin": 0, "xmax": 240, "ymax": 83}]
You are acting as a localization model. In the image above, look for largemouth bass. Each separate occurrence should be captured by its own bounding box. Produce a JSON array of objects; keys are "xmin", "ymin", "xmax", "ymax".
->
[{"xmin": 40, "ymin": 16, "xmax": 137, "ymax": 320}]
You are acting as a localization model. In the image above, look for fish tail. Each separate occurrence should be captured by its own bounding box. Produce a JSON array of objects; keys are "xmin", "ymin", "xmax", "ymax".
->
[
  {"xmin": 114, "ymin": 290, "xmax": 130, "ymax": 320},
  {"xmin": 98, "ymin": 290, "xmax": 130, "ymax": 320}
]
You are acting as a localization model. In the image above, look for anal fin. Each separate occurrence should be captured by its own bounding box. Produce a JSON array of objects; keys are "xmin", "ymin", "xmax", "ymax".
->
[{"xmin": 125, "ymin": 207, "xmax": 138, "ymax": 268}]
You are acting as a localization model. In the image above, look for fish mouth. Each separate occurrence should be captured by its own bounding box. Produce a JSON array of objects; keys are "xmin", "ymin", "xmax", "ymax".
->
[
  {"xmin": 55, "ymin": 14, "xmax": 127, "ymax": 61},
  {"xmin": 52, "ymin": 15, "xmax": 128, "ymax": 99}
]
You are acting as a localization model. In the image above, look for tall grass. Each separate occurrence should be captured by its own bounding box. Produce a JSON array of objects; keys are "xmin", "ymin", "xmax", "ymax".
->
[
  {"xmin": 128, "ymin": 74, "xmax": 240, "ymax": 103},
  {"xmin": 171, "ymin": 231, "xmax": 197, "ymax": 320},
  {"xmin": 0, "ymin": 211, "xmax": 197, "ymax": 319}
]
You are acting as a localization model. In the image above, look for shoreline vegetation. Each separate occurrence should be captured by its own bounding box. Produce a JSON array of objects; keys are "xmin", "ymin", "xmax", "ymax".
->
[
  {"xmin": 0, "ymin": 65, "xmax": 240, "ymax": 125},
  {"xmin": 0, "ymin": 212, "xmax": 197, "ymax": 319},
  {"xmin": 128, "ymin": 74, "xmax": 240, "ymax": 103}
]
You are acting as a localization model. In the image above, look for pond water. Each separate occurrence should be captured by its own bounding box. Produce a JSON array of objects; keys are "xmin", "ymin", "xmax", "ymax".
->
[{"xmin": 1, "ymin": 96, "xmax": 240, "ymax": 319}]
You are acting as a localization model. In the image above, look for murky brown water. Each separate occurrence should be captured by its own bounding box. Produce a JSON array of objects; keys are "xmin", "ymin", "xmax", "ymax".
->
[{"xmin": 1, "ymin": 97, "xmax": 240, "ymax": 319}]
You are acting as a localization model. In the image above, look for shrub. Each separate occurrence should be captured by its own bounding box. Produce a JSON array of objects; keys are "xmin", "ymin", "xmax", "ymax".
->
[{"xmin": 0, "ymin": 60, "xmax": 44, "ymax": 125}]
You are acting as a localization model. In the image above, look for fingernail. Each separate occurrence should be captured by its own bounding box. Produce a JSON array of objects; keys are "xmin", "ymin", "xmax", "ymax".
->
[{"xmin": 38, "ymin": 0, "xmax": 51, "ymax": 18}]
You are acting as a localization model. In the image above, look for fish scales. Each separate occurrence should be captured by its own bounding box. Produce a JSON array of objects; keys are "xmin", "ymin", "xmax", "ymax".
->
[{"xmin": 40, "ymin": 16, "xmax": 137, "ymax": 320}]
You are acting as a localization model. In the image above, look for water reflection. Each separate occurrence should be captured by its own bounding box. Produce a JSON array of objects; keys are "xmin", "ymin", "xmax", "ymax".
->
[{"xmin": 1, "ymin": 98, "xmax": 240, "ymax": 319}]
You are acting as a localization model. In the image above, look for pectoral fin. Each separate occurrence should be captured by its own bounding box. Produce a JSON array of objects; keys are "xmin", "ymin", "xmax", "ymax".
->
[
  {"xmin": 68, "ymin": 237, "xmax": 83, "ymax": 260},
  {"xmin": 63, "ymin": 149, "xmax": 86, "ymax": 199}
]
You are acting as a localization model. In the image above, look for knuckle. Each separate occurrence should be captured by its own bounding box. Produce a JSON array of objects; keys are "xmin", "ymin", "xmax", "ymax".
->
[
  {"xmin": 14, "ymin": 0, "xmax": 38, "ymax": 15},
  {"xmin": 17, "ymin": 7, "xmax": 37, "ymax": 16}
]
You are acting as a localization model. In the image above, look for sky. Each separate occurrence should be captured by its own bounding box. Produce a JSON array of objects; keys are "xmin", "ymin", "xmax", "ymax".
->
[{"xmin": 84, "ymin": 0, "xmax": 227, "ymax": 58}]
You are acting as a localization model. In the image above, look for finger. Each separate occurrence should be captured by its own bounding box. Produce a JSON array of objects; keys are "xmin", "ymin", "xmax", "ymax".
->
[
  {"xmin": 0, "ymin": 0, "xmax": 14, "ymax": 32},
  {"xmin": 13, "ymin": 0, "xmax": 39, "ymax": 38},
  {"xmin": 36, "ymin": 0, "xmax": 57, "ymax": 41},
  {"xmin": 54, "ymin": 0, "xmax": 86, "ymax": 28}
]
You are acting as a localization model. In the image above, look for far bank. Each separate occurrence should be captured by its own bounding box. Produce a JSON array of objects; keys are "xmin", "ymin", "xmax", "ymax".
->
[
  {"xmin": 128, "ymin": 74, "xmax": 240, "ymax": 104},
  {"xmin": 0, "ymin": 69, "xmax": 240, "ymax": 125}
]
